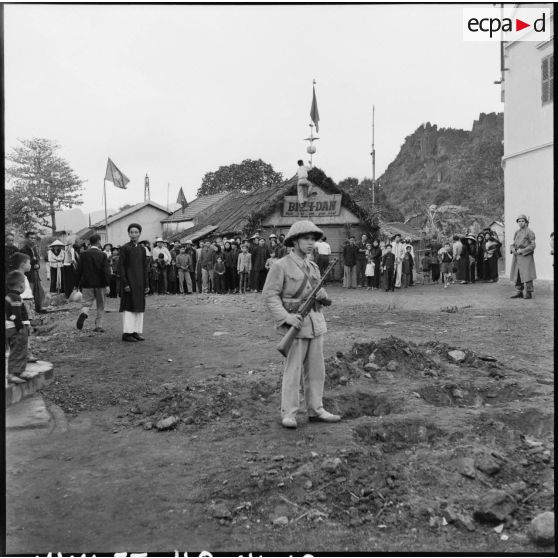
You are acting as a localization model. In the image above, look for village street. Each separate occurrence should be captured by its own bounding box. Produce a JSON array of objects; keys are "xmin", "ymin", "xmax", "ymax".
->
[{"xmin": 5, "ymin": 278, "xmax": 554, "ymax": 554}]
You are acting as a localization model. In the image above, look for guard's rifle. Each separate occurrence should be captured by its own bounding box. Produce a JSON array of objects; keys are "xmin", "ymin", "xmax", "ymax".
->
[{"xmin": 277, "ymin": 257, "xmax": 338, "ymax": 357}]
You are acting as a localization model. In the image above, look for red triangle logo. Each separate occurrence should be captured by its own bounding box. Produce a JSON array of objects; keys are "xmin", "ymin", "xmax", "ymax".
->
[{"xmin": 516, "ymin": 18, "xmax": 530, "ymax": 32}]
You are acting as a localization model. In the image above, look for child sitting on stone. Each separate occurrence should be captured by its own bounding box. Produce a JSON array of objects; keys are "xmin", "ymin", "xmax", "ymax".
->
[
  {"xmin": 12, "ymin": 252, "xmax": 38, "ymax": 363},
  {"xmin": 5, "ymin": 271, "xmax": 31, "ymax": 384}
]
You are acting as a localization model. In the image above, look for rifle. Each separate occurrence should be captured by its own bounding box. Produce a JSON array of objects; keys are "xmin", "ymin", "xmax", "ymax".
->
[{"xmin": 277, "ymin": 257, "xmax": 338, "ymax": 357}]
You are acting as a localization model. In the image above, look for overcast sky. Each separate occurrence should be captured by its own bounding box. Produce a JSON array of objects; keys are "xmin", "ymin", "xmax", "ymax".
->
[{"xmin": 4, "ymin": 3, "xmax": 503, "ymax": 214}]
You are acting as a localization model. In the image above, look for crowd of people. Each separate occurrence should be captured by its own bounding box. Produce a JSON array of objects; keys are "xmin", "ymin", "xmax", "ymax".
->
[
  {"xmin": 340, "ymin": 228, "xmax": 505, "ymax": 291},
  {"xmin": 97, "ymin": 232, "xmax": 320, "ymax": 297},
  {"xmin": 4, "ymin": 215, "xmax": 543, "ymax": 382}
]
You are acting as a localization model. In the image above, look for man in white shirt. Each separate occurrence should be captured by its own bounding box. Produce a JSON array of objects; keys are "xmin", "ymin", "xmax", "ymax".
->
[
  {"xmin": 314, "ymin": 236, "xmax": 332, "ymax": 281},
  {"xmin": 296, "ymin": 160, "xmax": 314, "ymax": 204},
  {"xmin": 152, "ymin": 238, "xmax": 171, "ymax": 264}
]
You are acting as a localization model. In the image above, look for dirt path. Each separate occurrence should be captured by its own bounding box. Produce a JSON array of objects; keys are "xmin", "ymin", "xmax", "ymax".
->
[{"xmin": 6, "ymin": 280, "xmax": 554, "ymax": 553}]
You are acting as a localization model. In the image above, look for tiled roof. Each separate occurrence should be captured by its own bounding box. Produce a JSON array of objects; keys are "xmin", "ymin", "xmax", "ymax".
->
[
  {"xmin": 91, "ymin": 201, "xmax": 170, "ymax": 228},
  {"xmin": 180, "ymin": 225, "xmax": 219, "ymax": 243},
  {"xmin": 161, "ymin": 192, "xmax": 229, "ymax": 223}
]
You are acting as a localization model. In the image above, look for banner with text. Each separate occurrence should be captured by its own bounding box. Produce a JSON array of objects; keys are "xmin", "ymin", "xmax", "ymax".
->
[{"xmin": 282, "ymin": 195, "xmax": 342, "ymax": 217}]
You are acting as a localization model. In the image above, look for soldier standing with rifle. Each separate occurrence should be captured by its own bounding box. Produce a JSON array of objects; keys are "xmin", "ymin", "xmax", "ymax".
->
[{"xmin": 262, "ymin": 220, "xmax": 341, "ymax": 429}]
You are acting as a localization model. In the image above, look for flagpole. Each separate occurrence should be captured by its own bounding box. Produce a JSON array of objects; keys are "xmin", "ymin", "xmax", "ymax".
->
[
  {"xmin": 104, "ymin": 178, "xmax": 109, "ymax": 245},
  {"xmin": 371, "ymin": 105, "xmax": 376, "ymax": 206},
  {"xmin": 310, "ymin": 79, "xmax": 315, "ymax": 165},
  {"xmin": 305, "ymin": 78, "xmax": 319, "ymax": 166},
  {"xmin": 167, "ymin": 183, "xmax": 170, "ymax": 211}
]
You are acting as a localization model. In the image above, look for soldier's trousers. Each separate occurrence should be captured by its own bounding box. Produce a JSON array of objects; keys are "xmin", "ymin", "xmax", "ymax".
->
[
  {"xmin": 515, "ymin": 271, "xmax": 534, "ymax": 293},
  {"xmin": 282, "ymin": 335, "xmax": 325, "ymax": 420}
]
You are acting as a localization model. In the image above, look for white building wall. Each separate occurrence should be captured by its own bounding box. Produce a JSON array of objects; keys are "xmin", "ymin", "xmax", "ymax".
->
[
  {"xmin": 503, "ymin": 15, "xmax": 554, "ymax": 280},
  {"xmin": 101, "ymin": 206, "xmax": 168, "ymax": 246},
  {"xmin": 504, "ymin": 148, "xmax": 553, "ymax": 280}
]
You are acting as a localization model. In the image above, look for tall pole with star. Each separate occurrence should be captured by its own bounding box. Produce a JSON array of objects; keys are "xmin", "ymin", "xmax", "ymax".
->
[
  {"xmin": 371, "ymin": 105, "xmax": 376, "ymax": 206},
  {"xmin": 305, "ymin": 79, "xmax": 320, "ymax": 164}
]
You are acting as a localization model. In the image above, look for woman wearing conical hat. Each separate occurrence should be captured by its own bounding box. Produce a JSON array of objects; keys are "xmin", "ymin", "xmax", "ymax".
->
[{"xmin": 46, "ymin": 239, "xmax": 65, "ymax": 294}]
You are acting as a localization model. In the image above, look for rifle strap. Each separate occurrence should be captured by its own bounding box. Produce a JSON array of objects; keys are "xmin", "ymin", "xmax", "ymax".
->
[
  {"xmin": 283, "ymin": 258, "xmax": 318, "ymax": 307},
  {"xmin": 292, "ymin": 258, "xmax": 319, "ymax": 289}
]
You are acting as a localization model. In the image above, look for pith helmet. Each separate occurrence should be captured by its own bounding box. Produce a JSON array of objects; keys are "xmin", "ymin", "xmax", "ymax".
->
[
  {"xmin": 516, "ymin": 214, "xmax": 529, "ymax": 223},
  {"xmin": 48, "ymin": 239, "xmax": 65, "ymax": 248},
  {"xmin": 284, "ymin": 220, "xmax": 324, "ymax": 247}
]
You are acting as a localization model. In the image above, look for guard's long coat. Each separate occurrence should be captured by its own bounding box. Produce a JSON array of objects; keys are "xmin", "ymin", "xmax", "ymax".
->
[{"xmin": 509, "ymin": 227, "xmax": 537, "ymax": 283}]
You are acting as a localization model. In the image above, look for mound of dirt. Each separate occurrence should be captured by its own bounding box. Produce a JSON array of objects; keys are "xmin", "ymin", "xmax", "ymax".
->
[
  {"xmin": 324, "ymin": 353, "xmax": 363, "ymax": 388},
  {"xmin": 349, "ymin": 336, "xmax": 502, "ymax": 374},
  {"xmin": 130, "ymin": 374, "xmax": 282, "ymax": 430},
  {"xmin": 350, "ymin": 336, "xmax": 441, "ymax": 375}
]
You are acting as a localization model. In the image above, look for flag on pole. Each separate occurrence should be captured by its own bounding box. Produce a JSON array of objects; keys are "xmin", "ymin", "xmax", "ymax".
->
[
  {"xmin": 105, "ymin": 158, "xmax": 130, "ymax": 189},
  {"xmin": 177, "ymin": 187, "xmax": 188, "ymax": 212},
  {"xmin": 310, "ymin": 82, "xmax": 320, "ymax": 133}
]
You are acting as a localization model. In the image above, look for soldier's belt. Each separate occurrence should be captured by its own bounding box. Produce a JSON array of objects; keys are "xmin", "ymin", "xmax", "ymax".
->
[
  {"xmin": 282, "ymin": 297, "xmax": 302, "ymax": 313},
  {"xmin": 282, "ymin": 297, "xmax": 320, "ymax": 313}
]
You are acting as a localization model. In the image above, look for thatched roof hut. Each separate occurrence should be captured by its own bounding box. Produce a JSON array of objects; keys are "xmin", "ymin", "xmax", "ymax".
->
[
  {"xmin": 167, "ymin": 168, "xmax": 380, "ymax": 243},
  {"xmin": 165, "ymin": 169, "xmax": 380, "ymax": 281}
]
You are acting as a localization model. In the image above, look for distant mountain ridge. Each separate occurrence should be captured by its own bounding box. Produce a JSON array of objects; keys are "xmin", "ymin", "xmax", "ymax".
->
[{"xmin": 379, "ymin": 112, "xmax": 504, "ymax": 226}]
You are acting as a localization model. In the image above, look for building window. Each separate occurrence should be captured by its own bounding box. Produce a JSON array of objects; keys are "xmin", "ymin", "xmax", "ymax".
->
[{"xmin": 542, "ymin": 54, "xmax": 553, "ymax": 105}]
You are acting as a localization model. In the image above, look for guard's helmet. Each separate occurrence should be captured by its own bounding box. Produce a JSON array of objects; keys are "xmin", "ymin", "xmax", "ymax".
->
[{"xmin": 284, "ymin": 220, "xmax": 324, "ymax": 247}]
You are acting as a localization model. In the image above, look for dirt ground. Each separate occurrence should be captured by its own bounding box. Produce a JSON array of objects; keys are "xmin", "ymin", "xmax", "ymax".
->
[{"xmin": 5, "ymin": 278, "xmax": 555, "ymax": 555}]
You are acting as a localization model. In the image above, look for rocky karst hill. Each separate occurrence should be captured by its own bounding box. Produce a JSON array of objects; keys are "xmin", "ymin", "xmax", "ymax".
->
[{"xmin": 379, "ymin": 112, "xmax": 503, "ymax": 225}]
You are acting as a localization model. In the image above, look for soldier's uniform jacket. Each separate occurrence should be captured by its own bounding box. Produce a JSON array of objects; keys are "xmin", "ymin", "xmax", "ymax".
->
[
  {"xmin": 262, "ymin": 251, "xmax": 328, "ymax": 339},
  {"xmin": 510, "ymin": 226, "xmax": 537, "ymax": 283}
]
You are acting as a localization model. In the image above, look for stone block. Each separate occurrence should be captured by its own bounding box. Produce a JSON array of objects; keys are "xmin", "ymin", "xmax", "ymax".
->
[
  {"xmin": 529, "ymin": 511, "xmax": 555, "ymax": 546},
  {"xmin": 473, "ymin": 489, "xmax": 517, "ymax": 524},
  {"xmin": 6, "ymin": 394, "xmax": 52, "ymax": 430},
  {"xmin": 5, "ymin": 361, "xmax": 54, "ymax": 408}
]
